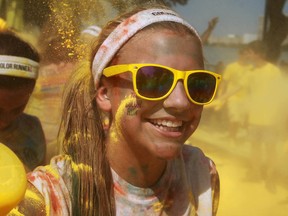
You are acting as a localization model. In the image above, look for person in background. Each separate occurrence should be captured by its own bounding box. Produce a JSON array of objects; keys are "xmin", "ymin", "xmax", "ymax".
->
[
  {"xmin": 9, "ymin": 3, "xmax": 221, "ymax": 215},
  {"xmin": 215, "ymin": 46, "xmax": 252, "ymax": 141},
  {"xmin": 245, "ymin": 40, "xmax": 283, "ymax": 192},
  {"xmin": 24, "ymin": 22, "xmax": 80, "ymax": 162},
  {"xmin": 201, "ymin": 16, "xmax": 219, "ymax": 44},
  {"xmin": 0, "ymin": 29, "xmax": 46, "ymax": 171}
]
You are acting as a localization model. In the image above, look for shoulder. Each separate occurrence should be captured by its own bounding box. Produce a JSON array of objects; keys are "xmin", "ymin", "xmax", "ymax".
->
[
  {"xmin": 182, "ymin": 144, "xmax": 219, "ymax": 188},
  {"xmin": 223, "ymin": 62, "xmax": 240, "ymax": 78},
  {"xmin": 28, "ymin": 155, "xmax": 72, "ymax": 185},
  {"xmin": 19, "ymin": 113, "xmax": 39, "ymax": 121},
  {"xmin": 182, "ymin": 145, "xmax": 220, "ymax": 214},
  {"xmin": 182, "ymin": 145, "xmax": 218, "ymax": 182},
  {"xmin": 224, "ymin": 62, "xmax": 241, "ymax": 71},
  {"xmin": 27, "ymin": 155, "xmax": 72, "ymax": 214},
  {"xmin": 226, "ymin": 62, "xmax": 237, "ymax": 68},
  {"xmin": 265, "ymin": 63, "xmax": 281, "ymax": 73},
  {"xmin": 9, "ymin": 181, "xmax": 47, "ymax": 216},
  {"xmin": 18, "ymin": 113, "xmax": 42, "ymax": 129},
  {"xmin": 18, "ymin": 114, "xmax": 45, "ymax": 138},
  {"xmin": 182, "ymin": 145, "xmax": 211, "ymax": 167}
]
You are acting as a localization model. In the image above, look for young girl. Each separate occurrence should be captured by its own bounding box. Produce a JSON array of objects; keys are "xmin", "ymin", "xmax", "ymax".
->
[
  {"xmin": 0, "ymin": 30, "xmax": 46, "ymax": 171},
  {"xmin": 9, "ymin": 4, "xmax": 221, "ymax": 216}
]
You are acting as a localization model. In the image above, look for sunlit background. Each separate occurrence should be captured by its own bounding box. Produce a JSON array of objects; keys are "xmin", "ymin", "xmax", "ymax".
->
[
  {"xmin": 1, "ymin": 0, "xmax": 287, "ymax": 215},
  {"xmin": 174, "ymin": 1, "xmax": 288, "ymax": 216}
]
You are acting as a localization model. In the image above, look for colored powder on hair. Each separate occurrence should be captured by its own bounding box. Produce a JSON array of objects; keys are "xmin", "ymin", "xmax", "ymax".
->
[{"xmin": 70, "ymin": 160, "xmax": 92, "ymax": 173}]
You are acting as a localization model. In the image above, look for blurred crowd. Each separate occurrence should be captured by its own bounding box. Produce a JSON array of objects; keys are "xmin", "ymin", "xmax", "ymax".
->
[{"xmin": 203, "ymin": 40, "xmax": 288, "ymax": 193}]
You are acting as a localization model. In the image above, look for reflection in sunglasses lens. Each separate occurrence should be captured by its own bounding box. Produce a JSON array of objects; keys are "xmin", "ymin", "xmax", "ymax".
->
[
  {"xmin": 136, "ymin": 66, "xmax": 173, "ymax": 98},
  {"xmin": 187, "ymin": 73, "xmax": 216, "ymax": 103}
]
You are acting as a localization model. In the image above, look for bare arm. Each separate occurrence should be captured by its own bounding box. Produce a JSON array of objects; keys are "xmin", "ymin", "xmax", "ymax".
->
[{"xmin": 201, "ymin": 17, "xmax": 219, "ymax": 44}]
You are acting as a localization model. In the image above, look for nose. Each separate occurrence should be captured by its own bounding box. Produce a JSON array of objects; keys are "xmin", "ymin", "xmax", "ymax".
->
[{"xmin": 163, "ymin": 81, "xmax": 192, "ymax": 112}]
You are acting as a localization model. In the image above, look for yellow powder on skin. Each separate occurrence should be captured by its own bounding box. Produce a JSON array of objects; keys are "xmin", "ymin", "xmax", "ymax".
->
[{"xmin": 109, "ymin": 94, "xmax": 138, "ymax": 144}]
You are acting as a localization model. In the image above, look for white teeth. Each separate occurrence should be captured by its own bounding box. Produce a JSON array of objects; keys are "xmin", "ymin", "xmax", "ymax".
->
[{"xmin": 151, "ymin": 119, "xmax": 182, "ymax": 127}]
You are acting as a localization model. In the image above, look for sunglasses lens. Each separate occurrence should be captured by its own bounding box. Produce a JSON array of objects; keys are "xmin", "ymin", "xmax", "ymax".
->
[
  {"xmin": 136, "ymin": 66, "xmax": 174, "ymax": 98},
  {"xmin": 187, "ymin": 72, "xmax": 216, "ymax": 103}
]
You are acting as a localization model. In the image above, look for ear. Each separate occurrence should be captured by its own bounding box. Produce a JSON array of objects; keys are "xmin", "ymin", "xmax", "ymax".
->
[{"xmin": 96, "ymin": 86, "xmax": 112, "ymax": 112}]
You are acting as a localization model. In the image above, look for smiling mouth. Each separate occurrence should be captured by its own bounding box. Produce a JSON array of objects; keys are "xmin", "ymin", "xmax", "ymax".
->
[{"xmin": 150, "ymin": 119, "xmax": 183, "ymax": 132}]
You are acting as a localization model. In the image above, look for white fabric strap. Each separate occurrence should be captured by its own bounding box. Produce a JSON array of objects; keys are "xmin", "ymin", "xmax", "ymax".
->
[
  {"xmin": 0, "ymin": 55, "xmax": 39, "ymax": 79},
  {"xmin": 81, "ymin": 25, "xmax": 102, "ymax": 37},
  {"xmin": 92, "ymin": 8, "xmax": 201, "ymax": 88}
]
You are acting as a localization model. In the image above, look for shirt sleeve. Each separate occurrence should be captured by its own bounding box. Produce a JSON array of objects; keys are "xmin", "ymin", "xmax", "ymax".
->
[
  {"xmin": 7, "ymin": 182, "xmax": 46, "ymax": 216},
  {"xmin": 8, "ymin": 156, "xmax": 72, "ymax": 216}
]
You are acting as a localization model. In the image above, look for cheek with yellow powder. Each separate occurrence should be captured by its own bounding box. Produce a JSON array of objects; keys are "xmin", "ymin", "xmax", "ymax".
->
[
  {"xmin": 108, "ymin": 94, "xmax": 141, "ymax": 143},
  {"xmin": 125, "ymin": 93, "xmax": 142, "ymax": 116}
]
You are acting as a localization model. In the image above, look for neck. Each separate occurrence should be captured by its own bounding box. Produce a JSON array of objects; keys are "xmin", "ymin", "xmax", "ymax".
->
[
  {"xmin": 110, "ymin": 156, "xmax": 167, "ymax": 188},
  {"xmin": 106, "ymin": 137, "xmax": 167, "ymax": 187},
  {"xmin": 254, "ymin": 58, "xmax": 267, "ymax": 68}
]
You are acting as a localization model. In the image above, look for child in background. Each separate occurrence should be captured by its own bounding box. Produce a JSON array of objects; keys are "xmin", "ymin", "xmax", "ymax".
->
[{"xmin": 0, "ymin": 29, "xmax": 46, "ymax": 171}]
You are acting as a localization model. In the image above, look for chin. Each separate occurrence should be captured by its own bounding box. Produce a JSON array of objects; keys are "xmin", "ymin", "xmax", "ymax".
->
[{"xmin": 155, "ymin": 144, "xmax": 183, "ymax": 160}]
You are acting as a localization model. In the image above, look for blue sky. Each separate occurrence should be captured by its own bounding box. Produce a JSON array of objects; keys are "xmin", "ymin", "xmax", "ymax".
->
[{"xmin": 172, "ymin": 0, "xmax": 269, "ymax": 37}]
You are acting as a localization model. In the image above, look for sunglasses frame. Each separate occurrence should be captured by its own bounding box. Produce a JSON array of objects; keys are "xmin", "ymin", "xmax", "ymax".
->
[{"xmin": 103, "ymin": 63, "xmax": 221, "ymax": 105}]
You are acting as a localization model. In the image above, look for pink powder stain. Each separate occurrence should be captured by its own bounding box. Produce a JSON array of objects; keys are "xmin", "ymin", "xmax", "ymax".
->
[
  {"xmin": 99, "ymin": 45, "xmax": 108, "ymax": 52},
  {"xmin": 29, "ymin": 171, "xmax": 62, "ymax": 213},
  {"xmin": 28, "ymin": 173, "xmax": 36, "ymax": 181},
  {"xmin": 114, "ymin": 182, "xmax": 127, "ymax": 196},
  {"xmin": 120, "ymin": 29, "xmax": 129, "ymax": 37},
  {"xmin": 122, "ymin": 17, "xmax": 137, "ymax": 27},
  {"xmin": 44, "ymin": 172, "xmax": 62, "ymax": 213}
]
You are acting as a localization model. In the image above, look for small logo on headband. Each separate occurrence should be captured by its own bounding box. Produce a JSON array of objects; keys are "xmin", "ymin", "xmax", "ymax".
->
[
  {"xmin": 151, "ymin": 11, "xmax": 177, "ymax": 17},
  {"xmin": 0, "ymin": 55, "xmax": 39, "ymax": 79},
  {"xmin": 0, "ymin": 62, "xmax": 33, "ymax": 72}
]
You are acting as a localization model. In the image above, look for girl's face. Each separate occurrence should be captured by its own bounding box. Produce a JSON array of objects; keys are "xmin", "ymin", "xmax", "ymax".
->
[
  {"xmin": 0, "ymin": 87, "xmax": 33, "ymax": 130},
  {"xmin": 99, "ymin": 28, "xmax": 204, "ymax": 161}
]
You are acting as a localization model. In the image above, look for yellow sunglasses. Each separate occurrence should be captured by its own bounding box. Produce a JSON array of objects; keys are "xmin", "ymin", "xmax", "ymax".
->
[{"xmin": 103, "ymin": 63, "xmax": 221, "ymax": 105}]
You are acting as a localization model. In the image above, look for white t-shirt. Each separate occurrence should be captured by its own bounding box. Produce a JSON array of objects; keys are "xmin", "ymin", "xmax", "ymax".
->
[{"xmin": 11, "ymin": 145, "xmax": 219, "ymax": 216}]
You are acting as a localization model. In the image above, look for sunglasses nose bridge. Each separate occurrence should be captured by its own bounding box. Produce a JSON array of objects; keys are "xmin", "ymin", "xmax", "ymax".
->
[
  {"xmin": 174, "ymin": 70, "xmax": 185, "ymax": 83},
  {"xmin": 172, "ymin": 70, "xmax": 190, "ymax": 99}
]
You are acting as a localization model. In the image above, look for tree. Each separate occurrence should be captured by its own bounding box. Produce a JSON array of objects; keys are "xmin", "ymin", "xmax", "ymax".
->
[{"xmin": 263, "ymin": 0, "xmax": 288, "ymax": 63}]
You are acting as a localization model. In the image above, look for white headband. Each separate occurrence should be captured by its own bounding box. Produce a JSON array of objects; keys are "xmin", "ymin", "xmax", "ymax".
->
[
  {"xmin": 81, "ymin": 25, "xmax": 102, "ymax": 37},
  {"xmin": 0, "ymin": 55, "xmax": 39, "ymax": 79},
  {"xmin": 92, "ymin": 8, "xmax": 201, "ymax": 88}
]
